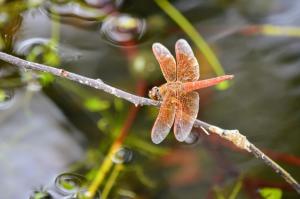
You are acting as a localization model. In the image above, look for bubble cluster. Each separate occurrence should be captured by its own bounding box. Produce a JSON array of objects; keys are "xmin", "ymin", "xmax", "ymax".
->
[{"xmin": 100, "ymin": 14, "xmax": 146, "ymax": 46}]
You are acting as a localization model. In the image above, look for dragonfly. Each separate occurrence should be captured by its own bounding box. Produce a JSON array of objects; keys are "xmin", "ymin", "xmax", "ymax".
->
[{"xmin": 149, "ymin": 39, "xmax": 234, "ymax": 144}]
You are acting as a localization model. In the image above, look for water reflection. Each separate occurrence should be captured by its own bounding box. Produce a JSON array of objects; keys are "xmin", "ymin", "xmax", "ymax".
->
[{"xmin": 100, "ymin": 14, "xmax": 146, "ymax": 46}]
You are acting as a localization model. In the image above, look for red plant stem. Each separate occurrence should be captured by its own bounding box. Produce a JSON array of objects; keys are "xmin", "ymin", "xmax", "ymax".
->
[{"xmin": 115, "ymin": 80, "xmax": 146, "ymax": 145}]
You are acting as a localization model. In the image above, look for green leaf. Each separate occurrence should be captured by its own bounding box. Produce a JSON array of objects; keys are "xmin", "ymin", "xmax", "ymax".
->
[
  {"xmin": 84, "ymin": 98, "xmax": 110, "ymax": 112},
  {"xmin": 259, "ymin": 187, "xmax": 282, "ymax": 199}
]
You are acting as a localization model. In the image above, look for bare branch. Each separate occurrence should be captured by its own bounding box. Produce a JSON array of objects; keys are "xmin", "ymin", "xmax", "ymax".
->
[
  {"xmin": 0, "ymin": 52, "xmax": 157, "ymax": 107},
  {"xmin": 0, "ymin": 51, "xmax": 299, "ymax": 194}
]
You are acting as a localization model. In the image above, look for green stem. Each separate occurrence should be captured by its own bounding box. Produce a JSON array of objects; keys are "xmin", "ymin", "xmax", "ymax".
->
[
  {"xmin": 102, "ymin": 164, "xmax": 124, "ymax": 199},
  {"xmin": 154, "ymin": 0, "xmax": 229, "ymax": 89}
]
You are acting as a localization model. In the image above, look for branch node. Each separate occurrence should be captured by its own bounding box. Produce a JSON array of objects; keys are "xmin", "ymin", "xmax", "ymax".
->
[
  {"xmin": 60, "ymin": 69, "xmax": 68, "ymax": 77},
  {"xmin": 209, "ymin": 126, "xmax": 251, "ymax": 152}
]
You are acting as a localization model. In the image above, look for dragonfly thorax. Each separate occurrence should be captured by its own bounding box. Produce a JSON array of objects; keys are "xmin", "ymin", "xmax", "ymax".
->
[{"xmin": 149, "ymin": 82, "xmax": 184, "ymax": 101}]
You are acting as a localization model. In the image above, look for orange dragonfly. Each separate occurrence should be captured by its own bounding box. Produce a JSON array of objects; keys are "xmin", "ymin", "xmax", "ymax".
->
[{"xmin": 149, "ymin": 39, "xmax": 234, "ymax": 144}]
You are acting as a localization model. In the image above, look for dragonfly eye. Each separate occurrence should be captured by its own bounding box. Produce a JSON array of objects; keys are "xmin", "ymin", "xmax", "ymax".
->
[{"xmin": 149, "ymin": 86, "xmax": 161, "ymax": 101}]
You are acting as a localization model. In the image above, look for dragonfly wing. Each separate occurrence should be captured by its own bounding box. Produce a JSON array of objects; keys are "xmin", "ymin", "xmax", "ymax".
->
[
  {"xmin": 175, "ymin": 39, "xmax": 199, "ymax": 82},
  {"xmin": 151, "ymin": 91, "xmax": 176, "ymax": 144},
  {"xmin": 152, "ymin": 43, "xmax": 176, "ymax": 82},
  {"xmin": 174, "ymin": 91, "xmax": 199, "ymax": 142}
]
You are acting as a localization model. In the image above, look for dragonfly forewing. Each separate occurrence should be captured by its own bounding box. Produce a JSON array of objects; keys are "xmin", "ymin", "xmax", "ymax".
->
[
  {"xmin": 175, "ymin": 39, "xmax": 199, "ymax": 82},
  {"xmin": 152, "ymin": 43, "xmax": 177, "ymax": 82}
]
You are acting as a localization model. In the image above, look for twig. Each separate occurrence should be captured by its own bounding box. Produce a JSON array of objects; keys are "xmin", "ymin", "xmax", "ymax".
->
[
  {"xmin": 0, "ymin": 52, "xmax": 157, "ymax": 107},
  {"xmin": 0, "ymin": 51, "xmax": 299, "ymax": 194}
]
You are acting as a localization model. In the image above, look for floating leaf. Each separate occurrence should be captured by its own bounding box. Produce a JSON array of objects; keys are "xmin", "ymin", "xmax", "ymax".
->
[{"xmin": 259, "ymin": 187, "xmax": 282, "ymax": 199}]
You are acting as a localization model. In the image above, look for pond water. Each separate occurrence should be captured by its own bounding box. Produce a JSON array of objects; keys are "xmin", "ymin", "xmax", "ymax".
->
[{"xmin": 0, "ymin": 0, "xmax": 299, "ymax": 199}]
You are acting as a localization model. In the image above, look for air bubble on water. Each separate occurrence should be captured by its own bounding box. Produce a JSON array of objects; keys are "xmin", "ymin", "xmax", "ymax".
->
[
  {"xmin": 85, "ymin": 0, "xmax": 124, "ymax": 8},
  {"xmin": 41, "ymin": 1, "xmax": 111, "ymax": 22},
  {"xmin": 111, "ymin": 147, "xmax": 133, "ymax": 164},
  {"xmin": 52, "ymin": 173, "xmax": 101, "ymax": 198},
  {"xmin": 0, "ymin": 89, "xmax": 15, "ymax": 110},
  {"xmin": 100, "ymin": 14, "xmax": 146, "ymax": 46},
  {"xmin": 184, "ymin": 131, "xmax": 200, "ymax": 145},
  {"xmin": 29, "ymin": 187, "xmax": 52, "ymax": 199},
  {"xmin": 14, "ymin": 38, "xmax": 52, "ymax": 56},
  {"xmin": 54, "ymin": 173, "xmax": 86, "ymax": 196},
  {"xmin": 14, "ymin": 37, "xmax": 81, "ymax": 63}
]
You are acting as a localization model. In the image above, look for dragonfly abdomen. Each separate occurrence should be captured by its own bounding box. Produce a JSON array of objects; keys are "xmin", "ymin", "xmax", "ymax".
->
[{"xmin": 183, "ymin": 75, "xmax": 234, "ymax": 92}]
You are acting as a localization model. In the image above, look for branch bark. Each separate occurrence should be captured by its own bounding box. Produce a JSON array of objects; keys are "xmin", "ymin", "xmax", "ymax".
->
[{"xmin": 0, "ymin": 51, "xmax": 299, "ymax": 194}]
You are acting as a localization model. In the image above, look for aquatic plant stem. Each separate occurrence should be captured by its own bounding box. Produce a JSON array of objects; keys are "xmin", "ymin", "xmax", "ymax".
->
[
  {"xmin": 86, "ymin": 144, "xmax": 117, "ymax": 198},
  {"xmin": 86, "ymin": 81, "xmax": 145, "ymax": 198},
  {"xmin": 154, "ymin": 0, "xmax": 228, "ymax": 89},
  {"xmin": 102, "ymin": 164, "xmax": 124, "ymax": 199},
  {"xmin": 0, "ymin": 52, "xmax": 299, "ymax": 194}
]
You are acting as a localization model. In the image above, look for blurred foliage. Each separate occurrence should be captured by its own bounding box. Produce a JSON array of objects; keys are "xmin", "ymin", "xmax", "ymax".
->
[
  {"xmin": 0, "ymin": 89, "xmax": 5, "ymax": 101},
  {"xmin": 259, "ymin": 187, "xmax": 283, "ymax": 199},
  {"xmin": 84, "ymin": 98, "xmax": 111, "ymax": 112},
  {"xmin": 214, "ymin": 177, "xmax": 243, "ymax": 199}
]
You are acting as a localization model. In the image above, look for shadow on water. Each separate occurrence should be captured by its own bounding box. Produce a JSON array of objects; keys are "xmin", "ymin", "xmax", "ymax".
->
[{"xmin": 0, "ymin": 0, "xmax": 300, "ymax": 198}]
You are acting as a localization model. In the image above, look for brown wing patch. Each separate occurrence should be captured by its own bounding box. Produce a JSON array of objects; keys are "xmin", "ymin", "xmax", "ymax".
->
[
  {"xmin": 151, "ymin": 91, "xmax": 176, "ymax": 144},
  {"xmin": 174, "ymin": 91, "xmax": 199, "ymax": 142},
  {"xmin": 152, "ymin": 43, "xmax": 176, "ymax": 82},
  {"xmin": 175, "ymin": 39, "xmax": 199, "ymax": 82}
]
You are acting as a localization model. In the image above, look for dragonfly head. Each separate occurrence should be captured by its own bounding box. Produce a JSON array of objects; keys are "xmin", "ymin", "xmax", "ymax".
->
[{"xmin": 149, "ymin": 86, "xmax": 162, "ymax": 101}]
